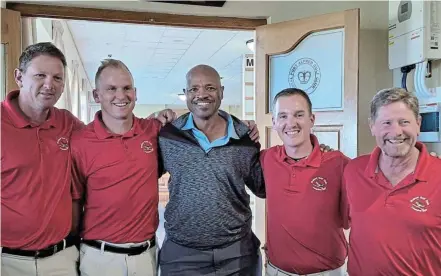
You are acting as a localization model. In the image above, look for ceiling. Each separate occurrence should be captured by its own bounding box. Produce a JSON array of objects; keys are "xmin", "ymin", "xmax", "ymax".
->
[{"xmin": 67, "ymin": 20, "xmax": 253, "ymax": 106}]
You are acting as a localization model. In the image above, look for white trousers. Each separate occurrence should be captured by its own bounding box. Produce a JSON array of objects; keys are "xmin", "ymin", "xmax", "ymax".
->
[
  {"xmin": 1, "ymin": 246, "xmax": 79, "ymax": 276},
  {"xmin": 79, "ymin": 241, "xmax": 157, "ymax": 276}
]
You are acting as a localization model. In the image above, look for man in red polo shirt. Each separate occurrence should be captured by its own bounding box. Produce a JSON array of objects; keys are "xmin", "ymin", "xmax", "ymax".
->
[
  {"xmin": 71, "ymin": 59, "xmax": 163, "ymax": 276},
  {"xmin": 1, "ymin": 42, "xmax": 83, "ymax": 275},
  {"xmin": 344, "ymin": 87, "xmax": 441, "ymax": 275},
  {"xmin": 261, "ymin": 88, "xmax": 350, "ymax": 276}
]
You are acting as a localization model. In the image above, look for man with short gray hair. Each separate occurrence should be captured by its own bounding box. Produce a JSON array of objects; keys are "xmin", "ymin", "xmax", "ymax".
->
[
  {"xmin": 1, "ymin": 42, "xmax": 83, "ymax": 276},
  {"xmin": 343, "ymin": 87, "xmax": 441, "ymax": 275}
]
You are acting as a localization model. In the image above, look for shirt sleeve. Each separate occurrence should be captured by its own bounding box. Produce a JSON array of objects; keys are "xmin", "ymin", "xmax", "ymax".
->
[
  {"xmin": 70, "ymin": 139, "xmax": 86, "ymax": 201},
  {"xmin": 72, "ymin": 117, "xmax": 86, "ymax": 132},
  {"xmin": 245, "ymin": 143, "xmax": 266, "ymax": 199}
]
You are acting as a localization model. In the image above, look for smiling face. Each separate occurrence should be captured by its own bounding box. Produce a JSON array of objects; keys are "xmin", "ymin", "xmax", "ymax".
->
[
  {"xmin": 272, "ymin": 94, "xmax": 315, "ymax": 148},
  {"xmin": 370, "ymin": 101, "xmax": 421, "ymax": 158},
  {"xmin": 185, "ymin": 66, "xmax": 223, "ymax": 120},
  {"xmin": 93, "ymin": 66, "xmax": 136, "ymax": 121},
  {"xmin": 14, "ymin": 55, "xmax": 65, "ymax": 111}
]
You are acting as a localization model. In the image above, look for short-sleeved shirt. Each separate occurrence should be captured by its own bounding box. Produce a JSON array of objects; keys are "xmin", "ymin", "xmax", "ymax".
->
[
  {"xmin": 261, "ymin": 134, "xmax": 349, "ymax": 274},
  {"xmin": 344, "ymin": 142, "xmax": 441, "ymax": 275},
  {"xmin": 1, "ymin": 90, "xmax": 84, "ymax": 250},
  {"xmin": 71, "ymin": 111, "xmax": 162, "ymax": 243}
]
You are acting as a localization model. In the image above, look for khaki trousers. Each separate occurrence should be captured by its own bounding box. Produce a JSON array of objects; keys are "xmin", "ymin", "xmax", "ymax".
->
[
  {"xmin": 79, "ymin": 242, "xmax": 156, "ymax": 276},
  {"xmin": 1, "ymin": 246, "xmax": 79, "ymax": 276},
  {"xmin": 266, "ymin": 262, "xmax": 347, "ymax": 276}
]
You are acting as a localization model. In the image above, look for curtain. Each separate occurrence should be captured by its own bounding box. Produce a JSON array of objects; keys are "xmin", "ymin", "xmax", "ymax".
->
[
  {"xmin": 21, "ymin": 17, "xmax": 37, "ymax": 50},
  {"xmin": 70, "ymin": 60, "xmax": 80, "ymax": 117},
  {"xmin": 52, "ymin": 20, "xmax": 72, "ymax": 111}
]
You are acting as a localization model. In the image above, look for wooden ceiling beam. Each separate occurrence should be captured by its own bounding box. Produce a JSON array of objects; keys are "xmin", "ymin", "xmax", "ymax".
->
[{"xmin": 6, "ymin": 2, "xmax": 267, "ymax": 30}]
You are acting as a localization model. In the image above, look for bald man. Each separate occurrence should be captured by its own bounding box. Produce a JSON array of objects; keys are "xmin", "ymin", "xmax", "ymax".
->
[{"xmin": 157, "ymin": 65, "xmax": 265, "ymax": 275}]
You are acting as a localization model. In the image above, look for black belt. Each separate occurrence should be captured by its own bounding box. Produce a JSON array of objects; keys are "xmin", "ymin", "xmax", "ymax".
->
[
  {"xmin": 82, "ymin": 237, "xmax": 155, "ymax": 256},
  {"xmin": 1, "ymin": 235, "xmax": 78, "ymax": 259}
]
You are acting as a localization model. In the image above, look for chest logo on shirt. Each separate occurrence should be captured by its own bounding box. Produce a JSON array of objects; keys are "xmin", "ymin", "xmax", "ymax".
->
[
  {"xmin": 57, "ymin": 137, "xmax": 69, "ymax": 151},
  {"xmin": 410, "ymin": 196, "xmax": 430, "ymax": 212},
  {"xmin": 311, "ymin": 176, "xmax": 327, "ymax": 191},
  {"xmin": 141, "ymin": 141, "xmax": 154, "ymax": 153}
]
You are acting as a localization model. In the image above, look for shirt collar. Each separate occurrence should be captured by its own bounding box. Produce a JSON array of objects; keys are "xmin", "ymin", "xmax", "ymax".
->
[
  {"xmin": 3, "ymin": 90, "xmax": 57, "ymax": 129},
  {"xmin": 278, "ymin": 134, "xmax": 322, "ymax": 168},
  {"xmin": 364, "ymin": 142, "xmax": 430, "ymax": 182},
  {"xmin": 93, "ymin": 110, "xmax": 140, "ymax": 140},
  {"xmin": 181, "ymin": 112, "xmax": 239, "ymax": 139}
]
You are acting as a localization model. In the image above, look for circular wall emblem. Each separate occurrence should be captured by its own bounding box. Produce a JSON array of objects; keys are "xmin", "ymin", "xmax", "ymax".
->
[
  {"xmin": 288, "ymin": 58, "xmax": 321, "ymax": 94},
  {"xmin": 141, "ymin": 141, "xmax": 154, "ymax": 153},
  {"xmin": 57, "ymin": 137, "xmax": 69, "ymax": 151}
]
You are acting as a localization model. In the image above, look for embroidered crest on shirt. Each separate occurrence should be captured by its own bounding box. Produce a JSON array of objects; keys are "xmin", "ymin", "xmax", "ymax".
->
[
  {"xmin": 57, "ymin": 137, "xmax": 69, "ymax": 151},
  {"xmin": 311, "ymin": 176, "xmax": 327, "ymax": 191},
  {"xmin": 141, "ymin": 141, "xmax": 154, "ymax": 153},
  {"xmin": 410, "ymin": 196, "xmax": 430, "ymax": 212}
]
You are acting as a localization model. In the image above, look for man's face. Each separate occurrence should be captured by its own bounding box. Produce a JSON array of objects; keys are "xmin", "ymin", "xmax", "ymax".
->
[
  {"xmin": 93, "ymin": 66, "xmax": 136, "ymax": 121},
  {"xmin": 369, "ymin": 101, "xmax": 421, "ymax": 158},
  {"xmin": 272, "ymin": 94, "xmax": 315, "ymax": 148},
  {"xmin": 185, "ymin": 71, "xmax": 223, "ymax": 120},
  {"xmin": 14, "ymin": 55, "xmax": 65, "ymax": 110}
]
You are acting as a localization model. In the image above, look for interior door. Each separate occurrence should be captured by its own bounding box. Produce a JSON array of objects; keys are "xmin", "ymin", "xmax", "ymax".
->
[
  {"xmin": 254, "ymin": 8, "xmax": 359, "ymax": 264},
  {"xmin": 1, "ymin": 8, "xmax": 21, "ymax": 100}
]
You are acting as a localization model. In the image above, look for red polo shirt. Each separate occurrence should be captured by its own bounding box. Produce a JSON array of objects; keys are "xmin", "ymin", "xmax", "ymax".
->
[
  {"xmin": 344, "ymin": 142, "xmax": 441, "ymax": 275},
  {"xmin": 71, "ymin": 111, "xmax": 161, "ymax": 243},
  {"xmin": 260, "ymin": 135, "xmax": 349, "ymax": 274},
  {"xmin": 1, "ymin": 90, "xmax": 84, "ymax": 250}
]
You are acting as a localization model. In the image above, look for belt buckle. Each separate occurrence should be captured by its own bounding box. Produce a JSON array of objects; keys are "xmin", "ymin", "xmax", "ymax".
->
[
  {"xmin": 53, "ymin": 244, "xmax": 58, "ymax": 254},
  {"xmin": 146, "ymin": 240, "xmax": 151, "ymax": 249}
]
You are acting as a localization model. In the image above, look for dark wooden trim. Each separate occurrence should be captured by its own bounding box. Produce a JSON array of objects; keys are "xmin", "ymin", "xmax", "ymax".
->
[
  {"xmin": 6, "ymin": 3, "xmax": 267, "ymax": 30},
  {"xmin": 153, "ymin": 1, "xmax": 227, "ymax": 7}
]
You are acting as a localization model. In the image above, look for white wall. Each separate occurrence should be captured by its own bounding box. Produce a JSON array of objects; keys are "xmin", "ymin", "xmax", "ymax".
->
[
  {"xmin": 358, "ymin": 30, "xmax": 393, "ymax": 155},
  {"xmin": 35, "ymin": 18, "xmax": 52, "ymax": 42}
]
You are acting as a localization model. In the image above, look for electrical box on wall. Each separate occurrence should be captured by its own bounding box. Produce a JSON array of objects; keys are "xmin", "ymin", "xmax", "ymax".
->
[{"xmin": 389, "ymin": 1, "xmax": 441, "ymax": 70}]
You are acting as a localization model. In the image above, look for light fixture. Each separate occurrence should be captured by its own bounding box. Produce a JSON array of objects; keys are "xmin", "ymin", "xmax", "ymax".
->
[
  {"xmin": 246, "ymin": 39, "xmax": 255, "ymax": 52},
  {"xmin": 178, "ymin": 93, "xmax": 186, "ymax": 101}
]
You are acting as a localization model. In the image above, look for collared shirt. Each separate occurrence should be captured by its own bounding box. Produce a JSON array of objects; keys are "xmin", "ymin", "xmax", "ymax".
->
[
  {"xmin": 344, "ymin": 142, "xmax": 441, "ymax": 275},
  {"xmin": 71, "ymin": 111, "xmax": 161, "ymax": 243},
  {"xmin": 1, "ymin": 90, "xmax": 84, "ymax": 250},
  {"xmin": 181, "ymin": 112, "xmax": 239, "ymax": 153},
  {"xmin": 260, "ymin": 134, "xmax": 349, "ymax": 274}
]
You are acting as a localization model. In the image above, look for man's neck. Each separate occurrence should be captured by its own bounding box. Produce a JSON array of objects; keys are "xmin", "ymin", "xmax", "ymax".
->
[
  {"xmin": 284, "ymin": 139, "xmax": 314, "ymax": 160},
  {"xmin": 101, "ymin": 112, "xmax": 134, "ymax": 135},
  {"xmin": 16, "ymin": 95, "xmax": 49, "ymax": 125},
  {"xmin": 192, "ymin": 113, "xmax": 226, "ymax": 142},
  {"xmin": 379, "ymin": 147, "xmax": 420, "ymax": 186}
]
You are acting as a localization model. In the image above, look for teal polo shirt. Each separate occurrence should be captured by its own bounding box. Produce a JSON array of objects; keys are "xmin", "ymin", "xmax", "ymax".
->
[{"xmin": 181, "ymin": 113, "xmax": 239, "ymax": 153}]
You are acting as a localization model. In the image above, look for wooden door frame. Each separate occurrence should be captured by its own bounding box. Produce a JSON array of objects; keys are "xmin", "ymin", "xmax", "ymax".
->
[
  {"xmin": 6, "ymin": 2, "xmax": 267, "ymax": 30},
  {"xmin": 1, "ymin": 8, "xmax": 21, "ymax": 93}
]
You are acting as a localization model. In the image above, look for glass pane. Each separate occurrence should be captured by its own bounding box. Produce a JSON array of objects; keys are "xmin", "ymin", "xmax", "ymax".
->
[
  {"xmin": 269, "ymin": 28, "xmax": 345, "ymax": 112},
  {"xmin": 1, "ymin": 43, "xmax": 6, "ymax": 101}
]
